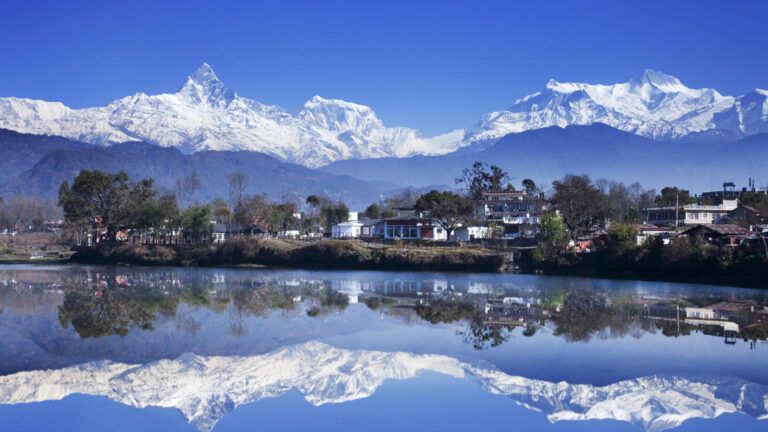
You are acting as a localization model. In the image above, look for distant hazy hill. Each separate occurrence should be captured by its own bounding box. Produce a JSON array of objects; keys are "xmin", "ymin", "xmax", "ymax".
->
[
  {"xmin": 0, "ymin": 129, "xmax": 91, "ymax": 185},
  {"xmin": 321, "ymin": 124, "xmax": 768, "ymax": 191},
  {"xmin": 0, "ymin": 130, "xmax": 395, "ymax": 209}
]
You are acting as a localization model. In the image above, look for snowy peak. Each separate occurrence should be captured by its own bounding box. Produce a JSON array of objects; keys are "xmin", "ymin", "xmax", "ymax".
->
[
  {"xmin": 0, "ymin": 63, "xmax": 463, "ymax": 166},
  {"xmin": 629, "ymin": 69, "xmax": 686, "ymax": 91},
  {"xmin": 0, "ymin": 342, "xmax": 765, "ymax": 432},
  {"xmin": 298, "ymin": 95, "xmax": 383, "ymax": 133},
  {"xmin": 465, "ymin": 69, "xmax": 746, "ymax": 143},
  {"xmin": 177, "ymin": 63, "xmax": 236, "ymax": 108},
  {"xmin": 188, "ymin": 62, "xmax": 219, "ymax": 84}
]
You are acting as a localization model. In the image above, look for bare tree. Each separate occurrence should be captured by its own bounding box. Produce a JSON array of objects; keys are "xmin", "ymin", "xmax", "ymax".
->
[
  {"xmin": 175, "ymin": 171, "xmax": 201, "ymax": 210},
  {"xmin": 9, "ymin": 196, "xmax": 45, "ymax": 232},
  {"xmin": 228, "ymin": 171, "xmax": 248, "ymax": 226}
]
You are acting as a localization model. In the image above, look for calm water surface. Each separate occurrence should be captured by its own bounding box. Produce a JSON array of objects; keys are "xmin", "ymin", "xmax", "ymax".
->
[{"xmin": 0, "ymin": 265, "xmax": 766, "ymax": 431}]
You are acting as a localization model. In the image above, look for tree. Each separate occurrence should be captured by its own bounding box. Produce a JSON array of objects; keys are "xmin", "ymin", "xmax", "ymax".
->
[
  {"xmin": 522, "ymin": 178, "xmax": 539, "ymax": 195},
  {"xmin": 550, "ymin": 174, "xmax": 605, "ymax": 238},
  {"xmin": 227, "ymin": 171, "xmax": 247, "ymax": 218},
  {"xmin": 364, "ymin": 203, "xmax": 381, "ymax": 219},
  {"xmin": 605, "ymin": 223, "xmax": 637, "ymax": 254},
  {"xmin": 272, "ymin": 202, "xmax": 298, "ymax": 232},
  {"xmin": 537, "ymin": 213, "xmax": 568, "ymax": 257},
  {"xmin": 414, "ymin": 190, "xmax": 474, "ymax": 239},
  {"xmin": 242, "ymin": 194, "xmax": 272, "ymax": 228},
  {"xmin": 58, "ymin": 170, "xmax": 155, "ymax": 241},
  {"xmin": 655, "ymin": 187, "xmax": 696, "ymax": 207},
  {"xmin": 181, "ymin": 206, "xmax": 213, "ymax": 243},
  {"xmin": 456, "ymin": 162, "xmax": 513, "ymax": 200},
  {"xmin": 8, "ymin": 196, "xmax": 46, "ymax": 232},
  {"xmin": 175, "ymin": 171, "xmax": 200, "ymax": 210},
  {"xmin": 384, "ymin": 189, "xmax": 420, "ymax": 209},
  {"xmin": 306, "ymin": 195, "xmax": 321, "ymax": 209},
  {"xmin": 320, "ymin": 202, "xmax": 350, "ymax": 230}
]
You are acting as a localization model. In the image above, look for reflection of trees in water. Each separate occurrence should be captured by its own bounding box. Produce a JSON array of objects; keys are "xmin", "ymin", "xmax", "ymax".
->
[
  {"xmin": 56, "ymin": 274, "xmax": 215, "ymax": 339},
  {"xmin": 175, "ymin": 303, "xmax": 201, "ymax": 337},
  {"xmin": 548, "ymin": 290, "xmax": 650, "ymax": 342},
  {"xmin": 306, "ymin": 288, "xmax": 349, "ymax": 317},
  {"xmin": 53, "ymin": 274, "xmax": 345, "ymax": 339},
  {"xmin": 414, "ymin": 300, "xmax": 475, "ymax": 324},
  {"xmin": 58, "ymin": 279, "xmax": 162, "ymax": 338},
  {"xmin": 7, "ymin": 270, "xmax": 767, "ymax": 345},
  {"xmin": 460, "ymin": 316, "xmax": 517, "ymax": 350}
]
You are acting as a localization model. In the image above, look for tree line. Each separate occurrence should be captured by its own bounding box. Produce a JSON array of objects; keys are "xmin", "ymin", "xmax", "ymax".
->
[{"xmin": 56, "ymin": 163, "xmax": 759, "ymax": 245}]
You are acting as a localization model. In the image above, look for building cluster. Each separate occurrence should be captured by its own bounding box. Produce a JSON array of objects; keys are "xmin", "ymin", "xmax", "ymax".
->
[
  {"xmin": 330, "ymin": 191, "xmax": 544, "ymax": 242},
  {"xmin": 637, "ymin": 182, "xmax": 768, "ymax": 249}
]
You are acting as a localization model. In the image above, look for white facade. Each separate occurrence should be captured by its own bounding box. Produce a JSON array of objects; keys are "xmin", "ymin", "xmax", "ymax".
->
[
  {"xmin": 277, "ymin": 230, "xmax": 300, "ymax": 238},
  {"xmin": 331, "ymin": 221, "xmax": 363, "ymax": 238},
  {"xmin": 683, "ymin": 199, "xmax": 738, "ymax": 225},
  {"xmin": 453, "ymin": 226, "xmax": 490, "ymax": 241}
]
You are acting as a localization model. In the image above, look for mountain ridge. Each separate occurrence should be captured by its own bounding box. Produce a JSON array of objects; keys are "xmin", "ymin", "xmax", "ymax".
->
[
  {"xmin": 0, "ymin": 129, "xmax": 397, "ymax": 209},
  {"xmin": 0, "ymin": 341, "xmax": 764, "ymax": 432},
  {"xmin": 0, "ymin": 66, "xmax": 766, "ymax": 168}
]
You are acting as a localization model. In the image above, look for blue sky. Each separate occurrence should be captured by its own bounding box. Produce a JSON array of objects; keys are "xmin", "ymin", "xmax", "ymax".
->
[{"xmin": 1, "ymin": 0, "xmax": 767, "ymax": 135}]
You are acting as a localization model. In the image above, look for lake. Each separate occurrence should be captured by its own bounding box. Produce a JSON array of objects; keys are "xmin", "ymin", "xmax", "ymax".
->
[{"xmin": 0, "ymin": 264, "xmax": 766, "ymax": 432}]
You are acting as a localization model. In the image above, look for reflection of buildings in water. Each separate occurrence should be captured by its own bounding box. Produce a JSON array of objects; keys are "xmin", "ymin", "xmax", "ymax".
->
[
  {"xmin": 372, "ymin": 279, "xmax": 451, "ymax": 297},
  {"xmin": 481, "ymin": 300, "xmax": 541, "ymax": 327},
  {"xmin": 644, "ymin": 301, "xmax": 765, "ymax": 342},
  {"xmin": 468, "ymin": 282, "xmax": 493, "ymax": 294},
  {"xmin": 331, "ymin": 280, "xmax": 365, "ymax": 304}
]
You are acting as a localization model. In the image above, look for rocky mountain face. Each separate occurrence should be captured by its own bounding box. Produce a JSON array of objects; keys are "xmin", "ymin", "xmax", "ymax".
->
[{"xmin": 0, "ymin": 342, "xmax": 765, "ymax": 432}]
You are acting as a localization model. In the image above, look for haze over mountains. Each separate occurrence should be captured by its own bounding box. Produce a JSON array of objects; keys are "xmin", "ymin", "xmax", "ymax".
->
[{"xmin": 0, "ymin": 65, "xmax": 766, "ymax": 201}]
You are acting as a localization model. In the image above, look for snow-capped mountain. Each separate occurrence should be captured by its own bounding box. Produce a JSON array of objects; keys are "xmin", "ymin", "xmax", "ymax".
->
[
  {"xmin": 0, "ymin": 64, "xmax": 463, "ymax": 167},
  {"xmin": 1, "ymin": 66, "xmax": 766, "ymax": 167},
  {"xmin": 0, "ymin": 342, "xmax": 765, "ymax": 432},
  {"xmin": 464, "ymin": 69, "xmax": 767, "ymax": 144},
  {"xmin": 713, "ymin": 89, "xmax": 768, "ymax": 135}
]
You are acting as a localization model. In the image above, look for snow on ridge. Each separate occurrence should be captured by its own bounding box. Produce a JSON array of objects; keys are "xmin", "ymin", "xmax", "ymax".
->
[
  {"xmin": 0, "ymin": 341, "xmax": 765, "ymax": 432},
  {"xmin": 0, "ymin": 65, "xmax": 766, "ymax": 166},
  {"xmin": 466, "ymin": 69, "xmax": 762, "ymax": 145},
  {"xmin": 0, "ymin": 64, "xmax": 463, "ymax": 167}
]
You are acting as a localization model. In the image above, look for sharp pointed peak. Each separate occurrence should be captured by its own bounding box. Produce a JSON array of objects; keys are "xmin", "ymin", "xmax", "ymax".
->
[
  {"xmin": 177, "ymin": 62, "xmax": 235, "ymax": 105},
  {"xmin": 188, "ymin": 62, "xmax": 220, "ymax": 84}
]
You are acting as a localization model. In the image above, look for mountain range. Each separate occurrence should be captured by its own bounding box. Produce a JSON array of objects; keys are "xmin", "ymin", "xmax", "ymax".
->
[
  {"xmin": 0, "ymin": 64, "xmax": 465, "ymax": 168},
  {"xmin": 1, "ymin": 65, "xmax": 766, "ymax": 169},
  {"xmin": 321, "ymin": 124, "xmax": 768, "ymax": 191},
  {"xmin": 0, "ymin": 66, "xmax": 767, "ymax": 201},
  {"xmin": 0, "ymin": 129, "xmax": 399, "ymax": 209},
  {"xmin": 0, "ymin": 342, "xmax": 765, "ymax": 432}
]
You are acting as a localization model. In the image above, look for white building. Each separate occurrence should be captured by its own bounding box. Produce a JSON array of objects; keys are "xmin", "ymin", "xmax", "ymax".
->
[
  {"xmin": 453, "ymin": 226, "xmax": 490, "ymax": 241},
  {"xmin": 683, "ymin": 199, "xmax": 738, "ymax": 225},
  {"xmin": 331, "ymin": 212, "xmax": 363, "ymax": 238}
]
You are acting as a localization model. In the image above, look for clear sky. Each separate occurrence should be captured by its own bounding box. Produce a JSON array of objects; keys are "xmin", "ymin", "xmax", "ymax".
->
[{"xmin": 1, "ymin": 0, "xmax": 767, "ymax": 136}]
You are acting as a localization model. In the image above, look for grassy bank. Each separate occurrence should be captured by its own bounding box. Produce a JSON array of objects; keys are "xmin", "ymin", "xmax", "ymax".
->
[
  {"xmin": 0, "ymin": 232, "xmax": 73, "ymax": 264},
  {"xmin": 69, "ymin": 238, "xmax": 507, "ymax": 272}
]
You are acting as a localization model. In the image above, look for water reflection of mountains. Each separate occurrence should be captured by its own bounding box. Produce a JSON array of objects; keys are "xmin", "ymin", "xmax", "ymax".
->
[{"xmin": 2, "ymin": 268, "xmax": 766, "ymax": 347}]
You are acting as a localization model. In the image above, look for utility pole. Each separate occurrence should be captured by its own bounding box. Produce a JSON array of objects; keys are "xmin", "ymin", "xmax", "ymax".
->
[{"xmin": 675, "ymin": 191, "xmax": 679, "ymax": 227}]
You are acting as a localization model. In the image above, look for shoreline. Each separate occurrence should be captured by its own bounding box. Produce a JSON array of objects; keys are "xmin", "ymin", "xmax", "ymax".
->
[{"xmin": 67, "ymin": 238, "xmax": 508, "ymax": 273}]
